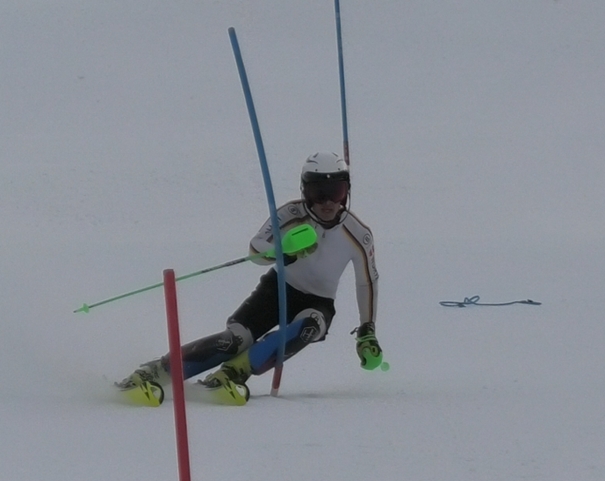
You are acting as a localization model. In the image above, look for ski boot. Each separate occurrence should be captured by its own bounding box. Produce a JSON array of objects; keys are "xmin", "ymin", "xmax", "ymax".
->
[
  {"xmin": 115, "ymin": 358, "xmax": 171, "ymax": 390},
  {"xmin": 199, "ymin": 351, "xmax": 251, "ymax": 403}
]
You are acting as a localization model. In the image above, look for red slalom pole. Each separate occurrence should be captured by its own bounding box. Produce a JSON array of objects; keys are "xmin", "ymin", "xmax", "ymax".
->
[{"xmin": 163, "ymin": 269, "xmax": 191, "ymax": 481}]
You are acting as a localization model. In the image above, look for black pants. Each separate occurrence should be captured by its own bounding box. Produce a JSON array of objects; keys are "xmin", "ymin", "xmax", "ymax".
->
[{"xmin": 230, "ymin": 269, "xmax": 335, "ymax": 340}]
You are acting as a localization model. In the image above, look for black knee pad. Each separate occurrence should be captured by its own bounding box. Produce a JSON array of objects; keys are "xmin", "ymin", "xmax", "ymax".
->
[
  {"xmin": 292, "ymin": 308, "xmax": 328, "ymax": 344},
  {"xmin": 226, "ymin": 321, "xmax": 254, "ymax": 353},
  {"xmin": 181, "ymin": 323, "xmax": 252, "ymax": 362}
]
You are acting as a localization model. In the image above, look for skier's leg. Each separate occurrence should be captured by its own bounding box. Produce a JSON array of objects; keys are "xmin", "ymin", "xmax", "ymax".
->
[
  {"xmin": 202, "ymin": 308, "xmax": 331, "ymax": 389},
  {"xmin": 247, "ymin": 308, "xmax": 330, "ymax": 375},
  {"xmin": 116, "ymin": 322, "xmax": 253, "ymax": 389},
  {"xmin": 176, "ymin": 270, "xmax": 281, "ymax": 379},
  {"xmin": 179, "ymin": 322, "xmax": 253, "ymax": 379},
  {"xmin": 117, "ymin": 272, "xmax": 280, "ymax": 390}
]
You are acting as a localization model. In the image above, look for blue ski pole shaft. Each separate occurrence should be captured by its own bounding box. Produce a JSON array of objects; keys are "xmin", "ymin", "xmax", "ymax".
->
[
  {"xmin": 228, "ymin": 27, "xmax": 288, "ymax": 397},
  {"xmin": 334, "ymin": 0, "xmax": 350, "ymax": 166}
]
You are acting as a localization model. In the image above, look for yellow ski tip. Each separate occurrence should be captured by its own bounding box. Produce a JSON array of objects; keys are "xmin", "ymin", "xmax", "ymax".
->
[
  {"xmin": 207, "ymin": 381, "xmax": 248, "ymax": 406},
  {"xmin": 120, "ymin": 381, "xmax": 164, "ymax": 407}
]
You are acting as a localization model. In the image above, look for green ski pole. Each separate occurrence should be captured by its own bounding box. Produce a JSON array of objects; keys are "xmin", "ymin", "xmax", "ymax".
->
[{"xmin": 74, "ymin": 223, "xmax": 317, "ymax": 314}]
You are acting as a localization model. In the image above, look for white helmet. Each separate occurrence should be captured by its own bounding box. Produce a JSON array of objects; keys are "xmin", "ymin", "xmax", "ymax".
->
[
  {"xmin": 301, "ymin": 151, "xmax": 349, "ymax": 180},
  {"xmin": 300, "ymin": 152, "xmax": 350, "ymax": 225}
]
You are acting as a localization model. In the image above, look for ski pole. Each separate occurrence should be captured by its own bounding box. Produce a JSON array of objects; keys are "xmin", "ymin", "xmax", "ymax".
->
[
  {"xmin": 74, "ymin": 223, "xmax": 317, "ymax": 314},
  {"xmin": 74, "ymin": 252, "xmax": 263, "ymax": 314}
]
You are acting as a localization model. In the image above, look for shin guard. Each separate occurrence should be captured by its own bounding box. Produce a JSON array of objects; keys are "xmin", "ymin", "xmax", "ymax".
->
[
  {"xmin": 178, "ymin": 323, "xmax": 253, "ymax": 380},
  {"xmin": 247, "ymin": 309, "xmax": 327, "ymax": 375}
]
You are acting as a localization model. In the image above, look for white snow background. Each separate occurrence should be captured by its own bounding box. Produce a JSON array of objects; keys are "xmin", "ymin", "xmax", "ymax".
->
[{"xmin": 1, "ymin": 1, "xmax": 604, "ymax": 480}]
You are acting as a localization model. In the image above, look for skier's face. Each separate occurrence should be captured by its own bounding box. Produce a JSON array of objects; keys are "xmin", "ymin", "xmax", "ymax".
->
[{"xmin": 311, "ymin": 200, "xmax": 341, "ymax": 222}]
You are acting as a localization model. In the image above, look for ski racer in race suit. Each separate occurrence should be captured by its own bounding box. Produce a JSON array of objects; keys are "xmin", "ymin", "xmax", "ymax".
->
[{"xmin": 118, "ymin": 152, "xmax": 382, "ymax": 395}]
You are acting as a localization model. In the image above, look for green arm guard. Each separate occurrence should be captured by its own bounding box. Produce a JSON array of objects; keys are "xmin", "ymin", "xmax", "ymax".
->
[{"xmin": 265, "ymin": 224, "xmax": 318, "ymax": 257}]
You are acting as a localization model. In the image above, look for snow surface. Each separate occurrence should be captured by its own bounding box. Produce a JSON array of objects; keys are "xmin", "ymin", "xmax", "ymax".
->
[{"xmin": 2, "ymin": 1, "xmax": 604, "ymax": 480}]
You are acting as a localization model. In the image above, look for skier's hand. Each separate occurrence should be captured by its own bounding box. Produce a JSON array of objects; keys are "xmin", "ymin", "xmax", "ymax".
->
[
  {"xmin": 354, "ymin": 322, "xmax": 383, "ymax": 370},
  {"xmin": 283, "ymin": 243, "xmax": 317, "ymax": 265}
]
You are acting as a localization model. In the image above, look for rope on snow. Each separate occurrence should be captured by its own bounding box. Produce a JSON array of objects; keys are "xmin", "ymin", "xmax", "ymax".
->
[{"xmin": 439, "ymin": 295, "xmax": 541, "ymax": 308}]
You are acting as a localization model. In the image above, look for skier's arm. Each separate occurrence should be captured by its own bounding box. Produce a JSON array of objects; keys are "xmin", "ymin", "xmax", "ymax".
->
[
  {"xmin": 249, "ymin": 219, "xmax": 275, "ymax": 265},
  {"xmin": 349, "ymin": 224, "xmax": 382, "ymax": 370},
  {"xmin": 351, "ymin": 229, "xmax": 379, "ymax": 326}
]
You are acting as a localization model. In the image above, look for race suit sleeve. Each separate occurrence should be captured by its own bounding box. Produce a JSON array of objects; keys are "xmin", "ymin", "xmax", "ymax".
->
[
  {"xmin": 248, "ymin": 201, "xmax": 308, "ymax": 266},
  {"xmin": 345, "ymin": 218, "xmax": 379, "ymax": 325}
]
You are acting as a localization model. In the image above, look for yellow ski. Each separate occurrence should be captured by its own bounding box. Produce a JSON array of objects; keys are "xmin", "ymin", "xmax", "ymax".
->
[
  {"xmin": 202, "ymin": 380, "xmax": 248, "ymax": 406},
  {"xmin": 116, "ymin": 380, "xmax": 248, "ymax": 407},
  {"xmin": 119, "ymin": 381, "xmax": 164, "ymax": 407},
  {"xmin": 185, "ymin": 380, "xmax": 249, "ymax": 406}
]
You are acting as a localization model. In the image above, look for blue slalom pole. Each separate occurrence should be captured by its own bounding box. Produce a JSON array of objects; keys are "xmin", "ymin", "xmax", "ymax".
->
[
  {"xmin": 228, "ymin": 27, "xmax": 288, "ymax": 397},
  {"xmin": 334, "ymin": 0, "xmax": 350, "ymax": 166}
]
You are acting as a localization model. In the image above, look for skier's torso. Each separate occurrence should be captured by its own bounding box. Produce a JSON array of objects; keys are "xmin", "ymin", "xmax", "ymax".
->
[{"xmin": 249, "ymin": 200, "xmax": 379, "ymax": 324}]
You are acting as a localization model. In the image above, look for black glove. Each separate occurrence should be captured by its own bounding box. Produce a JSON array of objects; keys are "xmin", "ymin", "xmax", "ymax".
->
[
  {"xmin": 283, "ymin": 243, "xmax": 318, "ymax": 266},
  {"xmin": 283, "ymin": 254, "xmax": 298, "ymax": 266},
  {"xmin": 353, "ymin": 322, "xmax": 383, "ymax": 370}
]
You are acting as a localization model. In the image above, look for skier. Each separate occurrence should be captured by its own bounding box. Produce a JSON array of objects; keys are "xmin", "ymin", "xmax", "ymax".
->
[{"xmin": 117, "ymin": 152, "xmax": 382, "ymax": 400}]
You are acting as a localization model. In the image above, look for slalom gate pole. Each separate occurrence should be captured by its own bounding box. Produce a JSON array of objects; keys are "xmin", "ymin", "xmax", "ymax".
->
[
  {"xmin": 334, "ymin": 0, "xmax": 350, "ymax": 166},
  {"xmin": 228, "ymin": 27, "xmax": 288, "ymax": 397},
  {"xmin": 163, "ymin": 269, "xmax": 191, "ymax": 481}
]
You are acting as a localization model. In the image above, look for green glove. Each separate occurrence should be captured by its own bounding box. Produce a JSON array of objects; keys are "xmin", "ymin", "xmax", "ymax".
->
[{"xmin": 354, "ymin": 322, "xmax": 383, "ymax": 370}]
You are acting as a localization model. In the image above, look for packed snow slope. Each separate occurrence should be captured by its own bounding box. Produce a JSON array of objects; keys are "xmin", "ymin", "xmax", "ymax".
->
[{"xmin": 1, "ymin": 1, "xmax": 604, "ymax": 480}]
